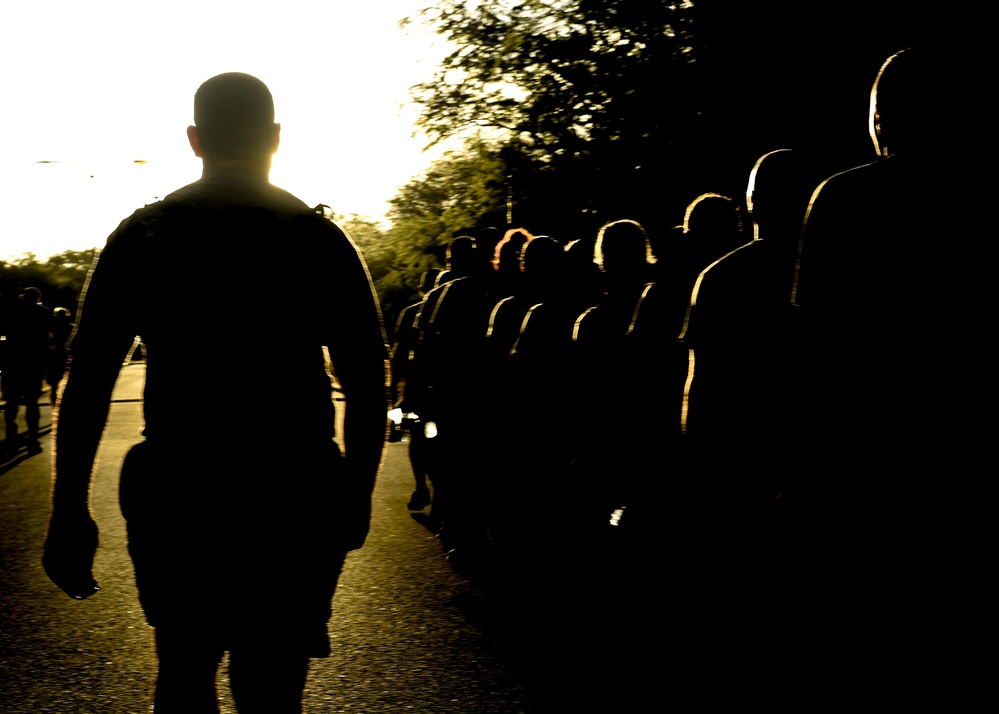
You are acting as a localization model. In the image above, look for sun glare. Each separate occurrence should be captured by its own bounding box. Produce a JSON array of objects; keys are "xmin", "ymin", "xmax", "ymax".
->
[{"xmin": 1, "ymin": 1, "xmax": 453, "ymax": 262}]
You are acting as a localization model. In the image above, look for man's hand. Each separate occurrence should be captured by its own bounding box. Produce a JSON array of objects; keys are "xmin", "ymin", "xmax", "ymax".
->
[{"xmin": 42, "ymin": 510, "xmax": 100, "ymax": 600}]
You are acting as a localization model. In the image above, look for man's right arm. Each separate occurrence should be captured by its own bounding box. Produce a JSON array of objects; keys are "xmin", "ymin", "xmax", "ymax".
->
[{"xmin": 43, "ymin": 229, "xmax": 141, "ymax": 598}]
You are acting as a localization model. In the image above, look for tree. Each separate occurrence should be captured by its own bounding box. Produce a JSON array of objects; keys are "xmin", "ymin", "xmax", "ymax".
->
[
  {"xmin": 408, "ymin": 1, "xmax": 695, "ymax": 155},
  {"xmin": 406, "ymin": 0, "xmax": 701, "ymax": 234},
  {"xmin": 0, "ymin": 249, "xmax": 97, "ymax": 319},
  {"xmin": 333, "ymin": 213, "xmax": 390, "ymax": 284},
  {"xmin": 377, "ymin": 136, "xmax": 508, "ymax": 328},
  {"xmin": 406, "ymin": 1, "xmax": 939, "ymax": 237}
]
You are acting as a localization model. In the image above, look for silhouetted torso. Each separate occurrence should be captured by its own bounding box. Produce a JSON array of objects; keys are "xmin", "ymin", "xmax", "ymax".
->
[
  {"xmin": 65, "ymin": 171, "xmax": 386, "ymax": 648},
  {"xmin": 76, "ymin": 174, "xmax": 344, "ymax": 448}
]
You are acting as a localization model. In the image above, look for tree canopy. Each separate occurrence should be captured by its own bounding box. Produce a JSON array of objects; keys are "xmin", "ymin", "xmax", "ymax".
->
[
  {"xmin": 353, "ymin": 136, "xmax": 509, "ymax": 330},
  {"xmin": 5, "ymin": 3, "xmax": 945, "ymax": 328},
  {"xmin": 407, "ymin": 0, "xmax": 702, "ymax": 236},
  {"xmin": 405, "ymin": 0, "xmax": 938, "ymax": 238},
  {"xmin": 409, "ymin": 1, "xmax": 696, "ymax": 157},
  {"xmin": 0, "ymin": 249, "xmax": 98, "ymax": 319}
]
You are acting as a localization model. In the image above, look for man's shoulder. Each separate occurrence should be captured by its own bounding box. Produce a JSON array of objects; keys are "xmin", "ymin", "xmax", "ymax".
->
[
  {"xmin": 801, "ymin": 160, "xmax": 881, "ymax": 232},
  {"xmin": 159, "ymin": 175, "xmax": 311, "ymax": 212},
  {"xmin": 107, "ymin": 180, "xmax": 348, "ymax": 247},
  {"xmin": 810, "ymin": 160, "xmax": 879, "ymax": 202},
  {"xmin": 104, "ymin": 202, "xmax": 171, "ymax": 246}
]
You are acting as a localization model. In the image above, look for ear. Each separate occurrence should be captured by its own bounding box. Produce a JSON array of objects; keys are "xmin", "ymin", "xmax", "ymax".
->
[
  {"xmin": 187, "ymin": 125, "xmax": 204, "ymax": 158},
  {"xmin": 873, "ymin": 109, "xmax": 889, "ymax": 157},
  {"xmin": 270, "ymin": 123, "xmax": 281, "ymax": 154}
]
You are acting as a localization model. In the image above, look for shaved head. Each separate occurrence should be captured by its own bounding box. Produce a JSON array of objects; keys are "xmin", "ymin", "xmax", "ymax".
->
[{"xmin": 193, "ymin": 72, "xmax": 276, "ymax": 159}]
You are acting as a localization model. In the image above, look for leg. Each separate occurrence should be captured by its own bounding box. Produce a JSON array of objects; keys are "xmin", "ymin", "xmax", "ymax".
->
[
  {"xmin": 24, "ymin": 383, "xmax": 42, "ymax": 452},
  {"xmin": 152, "ymin": 626, "xmax": 224, "ymax": 713},
  {"xmin": 229, "ymin": 645, "xmax": 310, "ymax": 714},
  {"xmin": 3, "ymin": 404, "xmax": 16, "ymax": 438},
  {"xmin": 407, "ymin": 430, "xmax": 432, "ymax": 510},
  {"xmin": 2, "ymin": 388, "xmax": 18, "ymax": 454}
]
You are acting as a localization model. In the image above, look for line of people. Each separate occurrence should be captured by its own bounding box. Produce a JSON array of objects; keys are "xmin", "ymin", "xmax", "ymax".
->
[
  {"xmin": 386, "ymin": 44, "xmax": 976, "ymax": 697},
  {"xmin": 390, "ymin": 175, "xmax": 794, "ymax": 573}
]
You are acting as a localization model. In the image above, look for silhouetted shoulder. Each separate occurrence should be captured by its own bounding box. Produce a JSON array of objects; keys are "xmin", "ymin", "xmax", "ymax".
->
[
  {"xmin": 800, "ymin": 160, "xmax": 881, "ymax": 228},
  {"xmin": 101, "ymin": 202, "xmax": 169, "ymax": 249},
  {"xmin": 160, "ymin": 175, "xmax": 311, "ymax": 215},
  {"xmin": 105, "ymin": 173, "xmax": 307, "ymax": 232}
]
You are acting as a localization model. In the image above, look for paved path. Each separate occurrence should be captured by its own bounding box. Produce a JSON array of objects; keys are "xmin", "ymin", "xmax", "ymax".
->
[{"xmin": 1, "ymin": 363, "xmax": 548, "ymax": 713}]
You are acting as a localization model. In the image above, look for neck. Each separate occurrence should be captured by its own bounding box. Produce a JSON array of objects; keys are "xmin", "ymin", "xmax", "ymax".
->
[{"xmin": 201, "ymin": 154, "xmax": 272, "ymax": 181}]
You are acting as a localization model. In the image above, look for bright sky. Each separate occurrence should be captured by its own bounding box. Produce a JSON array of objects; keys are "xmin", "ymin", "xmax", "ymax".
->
[{"xmin": 0, "ymin": 1, "xmax": 453, "ymax": 261}]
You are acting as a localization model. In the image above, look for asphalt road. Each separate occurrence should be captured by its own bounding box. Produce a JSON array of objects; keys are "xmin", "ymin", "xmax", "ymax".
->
[{"xmin": 1, "ymin": 363, "xmax": 562, "ymax": 713}]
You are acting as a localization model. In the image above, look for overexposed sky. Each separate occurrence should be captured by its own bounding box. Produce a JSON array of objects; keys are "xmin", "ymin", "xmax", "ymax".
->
[{"xmin": 1, "ymin": 1, "xmax": 453, "ymax": 261}]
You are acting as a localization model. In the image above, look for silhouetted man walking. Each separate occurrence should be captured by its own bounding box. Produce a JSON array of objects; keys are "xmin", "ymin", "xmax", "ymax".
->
[
  {"xmin": 42, "ymin": 72, "xmax": 389, "ymax": 713},
  {"xmin": 1, "ymin": 286, "xmax": 52, "ymax": 457}
]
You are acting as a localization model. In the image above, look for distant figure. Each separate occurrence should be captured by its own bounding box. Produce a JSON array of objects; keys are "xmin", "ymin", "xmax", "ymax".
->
[
  {"xmin": 403, "ymin": 237, "xmax": 479, "ymax": 442},
  {"xmin": 789, "ymin": 46, "xmax": 973, "ymax": 691},
  {"xmin": 47, "ymin": 307, "xmax": 74, "ymax": 407},
  {"xmin": 489, "ymin": 237, "xmax": 574, "ymax": 534},
  {"xmin": 661, "ymin": 150, "xmax": 812, "ymax": 575},
  {"xmin": 794, "ymin": 46, "xmax": 959, "ymax": 508},
  {"xmin": 571, "ymin": 219, "xmax": 655, "ymax": 528},
  {"xmin": 1, "ymin": 287, "xmax": 53, "ymax": 457},
  {"xmin": 481, "ymin": 236, "xmax": 567, "ymax": 550},
  {"xmin": 681, "ymin": 192, "xmax": 747, "ymax": 269},
  {"xmin": 574, "ymin": 219, "xmax": 655, "ymax": 346},
  {"xmin": 42, "ymin": 72, "xmax": 390, "ymax": 713},
  {"xmin": 678, "ymin": 156, "xmax": 806, "ymax": 490},
  {"xmin": 488, "ymin": 227, "xmax": 533, "ymax": 300},
  {"xmin": 484, "ymin": 228, "xmax": 538, "ymax": 361},
  {"xmin": 631, "ymin": 193, "xmax": 745, "ymax": 358},
  {"xmin": 406, "ymin": 234, "xmax": 497, "ymax": 567},
  {"xmin": 514, "ymin": 237, "xmax": 602, "ymax": 364},
  {"xmin": 505, "ymin": 237, "xmax": 603, "ymax": 548},
  {"xmin": 390, "ymin": 267, "xmax": 442, "ymax": 511}
]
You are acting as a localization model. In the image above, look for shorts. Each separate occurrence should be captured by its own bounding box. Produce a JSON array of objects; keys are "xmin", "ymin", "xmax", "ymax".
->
[{"xmin": 119, "ymin": 440, "xmax": 350, "ymax": 657}]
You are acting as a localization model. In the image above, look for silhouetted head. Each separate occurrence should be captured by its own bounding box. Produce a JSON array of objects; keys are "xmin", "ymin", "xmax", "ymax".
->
[
  {"xmin": 446, "ymin": 236, "xmax": 477, "ymax": 277},
  {"xmin": 474, "ymin": 227, "xmax": 505, "ymax": 269},
  {"xmin": 53, "ymin": 307, "xmax": 71, "ymax": 319},
  {"xmin": 190, "ymin": 72, "xmax": 278, "ymax": 160},
  {"xmin": 593, "ymin": 219, "xmax": 654, "ymax": 276},
  {"xmin": 19, "ymin": 287, "xmax": 42, "ymax": 304},
  {"xmin": 521, "ymin": 235, "xmax": 564, "ymax": 278},
  {"xmin": 493, "ymin": 227, "xmax": 534, "ymax": 272},
  {"xmin": 746, "ymin": 149, "xmax": 810, "ymax": 241},
  {"xmin": 869, "ymin": 47, "xmax": 943, "ymax": 159},
  {"xmin": 683, "ymin": 194, "xmax": 744, "ymax": 256}
]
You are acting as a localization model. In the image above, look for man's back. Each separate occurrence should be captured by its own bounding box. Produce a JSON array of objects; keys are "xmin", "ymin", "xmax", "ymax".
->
[{"xmin": 72, "ymin": 174, "xmax": 376, "ymax": 448}]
